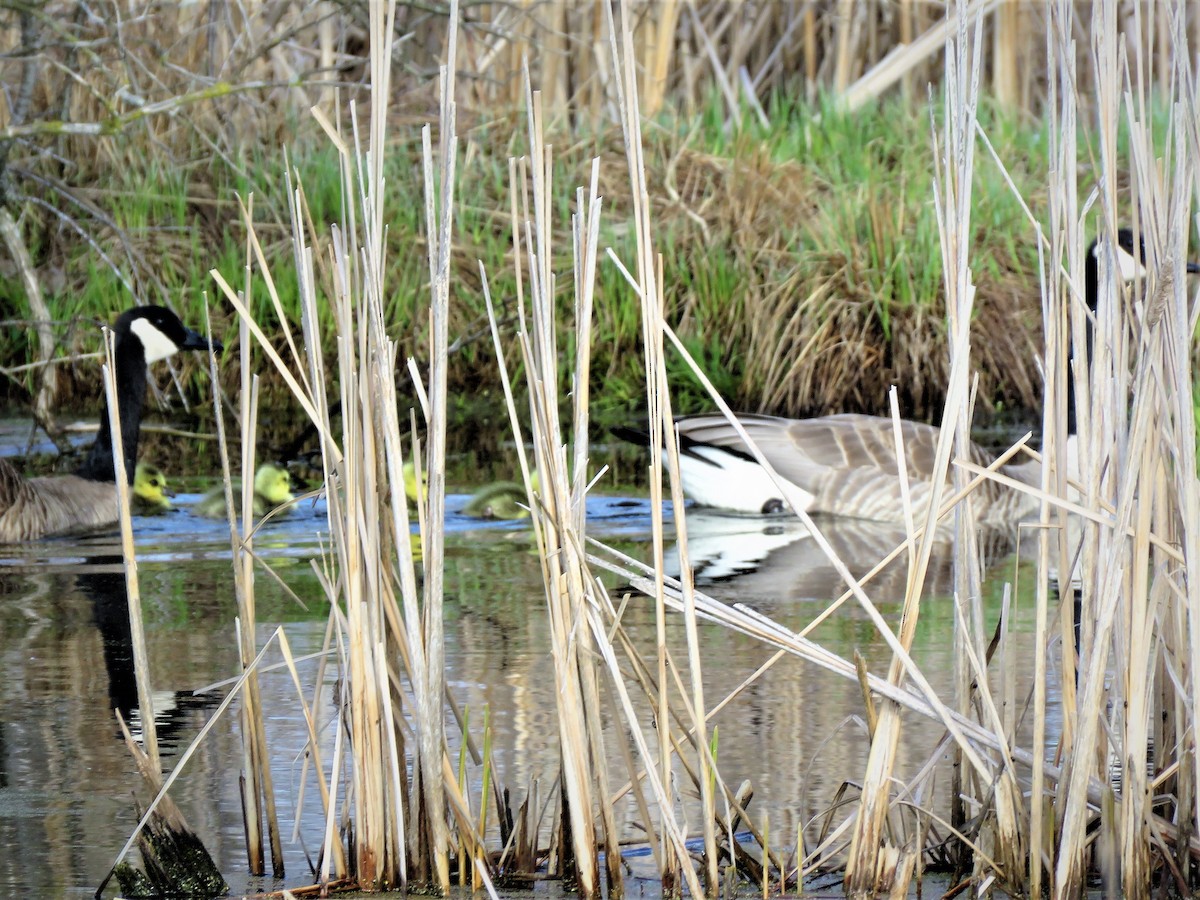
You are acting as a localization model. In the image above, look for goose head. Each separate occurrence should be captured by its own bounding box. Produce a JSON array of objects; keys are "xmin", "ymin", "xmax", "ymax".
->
[
  {"xmin": 77, "ymin": 306, "xmax": 222, "ymax": 486},
  {"xmin": 116, "ymin": 305, "xmax": 222, "ymax": 363},
  {"xmin": 1070, "ymin": 230, "xmax": 1200, "ymax": 433},
  {"xmin": 1085, "ymin": 228, "xmax": 1200, "ymax": 308}
]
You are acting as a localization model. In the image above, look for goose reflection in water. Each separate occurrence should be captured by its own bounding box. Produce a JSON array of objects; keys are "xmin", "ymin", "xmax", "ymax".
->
[
  {"xmin": 668, "ymin": 509, "xmax": 1020, "ymax": 607},
  {"xmin": 78, "ymin": 558, "xmax": 220, "ymax": 749}
]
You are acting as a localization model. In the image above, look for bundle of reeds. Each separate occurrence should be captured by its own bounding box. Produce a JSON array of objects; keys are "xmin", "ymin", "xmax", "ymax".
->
[
  {"xmin": 585, "ymin": 0, "xmax": 1200, "ymax": 895},
  {"xmin": 207, "ymin": 0, "xmax": 498, "ymax": 891},
  {"xmin": 99, "ymin": 1, "xmax": 1200, "ymax": 897}
]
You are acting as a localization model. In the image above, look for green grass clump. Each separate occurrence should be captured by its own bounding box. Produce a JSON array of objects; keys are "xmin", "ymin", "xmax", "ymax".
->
[{"xmin": 2, "ymin": 93, "xmax": 1068, "ymax": 443}]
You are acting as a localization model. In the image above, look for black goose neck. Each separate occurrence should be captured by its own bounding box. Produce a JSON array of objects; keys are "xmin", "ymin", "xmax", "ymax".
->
[
  {"xmin": 1067, "ymin": 242, "xmax": 1105, "ymax": 436},
  {"xmin": 75, "ymin": 333, "xmax": 147, "ymax": 485}
]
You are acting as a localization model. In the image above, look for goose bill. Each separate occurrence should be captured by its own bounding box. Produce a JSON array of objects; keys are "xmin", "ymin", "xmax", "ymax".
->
[{"xmin": 181, "ymin": 327, "xmax": 222, "ymax": 354}]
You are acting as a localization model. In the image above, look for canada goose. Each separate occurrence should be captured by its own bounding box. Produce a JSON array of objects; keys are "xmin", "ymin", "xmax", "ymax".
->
[
  {"xmin": 615, "ymin": 231, "xmax": 1199, "ymax": 524},
  {"xmin": 131, "ymin": 462, "xmax": 172, "ymax": 515},
  {"xmin": 194, "ymin": 463, "xmax": 295, "ymax": 519},
  {"xmin": 0, "ymin": 306, "xmax": 218, "ymax": 542}
]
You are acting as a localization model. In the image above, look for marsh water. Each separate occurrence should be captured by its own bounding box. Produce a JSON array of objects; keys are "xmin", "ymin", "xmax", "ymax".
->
[{"xmin": 0, "ymin": 433, "xmax": 1052, "ymax": 898}]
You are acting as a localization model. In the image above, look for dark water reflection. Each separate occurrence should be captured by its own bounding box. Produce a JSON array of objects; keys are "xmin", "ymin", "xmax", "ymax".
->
[{"xmin": 0, "ymin": 489, "xmax": 1048, "ymax": 897}]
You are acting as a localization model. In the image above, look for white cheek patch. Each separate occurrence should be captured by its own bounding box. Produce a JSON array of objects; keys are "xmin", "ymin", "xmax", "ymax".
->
[
  {"xmin": 129, "ymin": 317, "xmax": 180, "ymax": 363},
  {"xmin": 1114, "ymin": 243, "xmax": 1147, "ymax": 283}
]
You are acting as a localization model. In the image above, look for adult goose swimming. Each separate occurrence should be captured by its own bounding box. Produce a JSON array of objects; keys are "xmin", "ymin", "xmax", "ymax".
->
[
  {"xmin": 0, "ymin": 306, "xmax": 219, "ymax": 542},
  {"xmin": 615, "ymin": 230, "xmax": 1200, "ymax": 525}
]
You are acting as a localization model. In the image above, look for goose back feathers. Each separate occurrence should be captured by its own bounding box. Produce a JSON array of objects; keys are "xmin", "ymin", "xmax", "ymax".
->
[
  {"xmin": 618, "ymin": 413, "xmax": 1029, "ymax": 524},
  {"xmin": 0, "ymin": 467, "xmax": 123, "ymax": 541}
]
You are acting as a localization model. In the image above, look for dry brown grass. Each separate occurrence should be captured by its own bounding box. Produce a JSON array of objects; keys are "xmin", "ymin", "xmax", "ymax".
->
[{"xmin": 0, "ymin": 0, "xmax": 1176, "ymax": 438}]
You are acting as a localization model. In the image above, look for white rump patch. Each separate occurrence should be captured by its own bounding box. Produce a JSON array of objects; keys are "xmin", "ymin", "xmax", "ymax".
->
[
  {"xmin": 129, "ymin": 317, "xmax": 180, "ymax": 363},
  {"xmin": 676, "ymin": 445, "xmax": 813, "ymax": 515}
]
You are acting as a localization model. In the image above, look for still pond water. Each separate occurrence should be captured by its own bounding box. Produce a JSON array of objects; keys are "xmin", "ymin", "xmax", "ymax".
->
[{"xmin": 0, "ymin": 462, "xmax": 1051, "ymax": 897}]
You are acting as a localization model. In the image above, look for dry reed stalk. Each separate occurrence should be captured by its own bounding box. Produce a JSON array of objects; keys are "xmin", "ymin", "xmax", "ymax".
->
[
  {"xmin": 494, "ymin": 71, "xmax": 606, "ymax": 898},
  {"xmin": 540, "ymin": 1, "xmax": 568, "ymax": 113},
  {"xmin": 1052, "ymin": 0, "xmax": 1125, "ymax": 892},
  {"xmin": 603, "ymin": 1, "xmax": 722, "ymax": 892},
  {"xmin": 210, "ymin": 1, "xmax": 505, "ymax": 892},
  {"xmin": 100, "ymin": 330, "xmax": 157, "ymax": 773},
  {"xmin": 644, "ymin": 1, "xmax": 680, "ymax": 117},
  {"xmin": 801, "ymin": 4, "xmax": 817, "ymax": 100},
  {"xmin": 95, "ymin": 322, "xmax": 227, "ymax": 896},
  {"xmin": 616, "ymin": 6, "xmax": 682, "ymax": 888},
  {"xmin": 1028, "ymin": 227, "xmax": 1060, "ymax": 897},
  {"xmin": 844, "ymin": 4, "xmax": 989, "ymax": 894},
  {"xmin": 833, "ymin": 0, "xmax": 857, "ymax": 93},
  {"xmin": 897, "ymin": 0, "xmax": 915, "ymax": 100},
  {"xmin": 413, "ymin": 0, "xmax": 459, "ymax": 885},
  {"xmin": 271, "ymin": 622, "xmax": 347, "ymax": 877},
  {"xmin": 991, "ymin": 2, "xmax": 1019, "ymax": 107}
]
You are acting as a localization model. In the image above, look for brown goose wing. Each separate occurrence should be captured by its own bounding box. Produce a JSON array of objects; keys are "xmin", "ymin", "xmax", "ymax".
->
[
  {"xmin": 675, "ymin": 413, "xmax": 949, "ymax": 520},
  {"xmin": 781, "ymin": 415, "xmax": 943, "ymax": 480},
  {"xmin": 0, "ymin": 459, "xmax": 118, "ymax": 542},
  {"xmin": 675, "ymin": 413, "xmax": 943, "ymax": 480}
]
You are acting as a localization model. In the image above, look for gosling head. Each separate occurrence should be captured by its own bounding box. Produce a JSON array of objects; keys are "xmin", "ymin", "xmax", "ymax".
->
[
  {"xmin": 132, "ymin": 461, "xmax": 172, "ymax": 512},
  {"xmin": 254, "ymin": 464, "xmax": 295, "ymax": 506},
  {"xmin": 402, "ymin": 460, "xmax": 429, "ymax": 504}
]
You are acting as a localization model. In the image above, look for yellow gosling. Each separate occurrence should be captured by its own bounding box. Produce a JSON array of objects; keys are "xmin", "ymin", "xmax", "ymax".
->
[
  {"xmin": 462, "ymin": 475, "xmax": 538, "ymax": 521},
  {"xmin": 131, "ymin": 462, "xmax": 172, "ymax": 514},
  {"xmin": 403, "ymin": 460, "xmax": 428, "ymax": 504},
  {"xmin": 195, "ymin": 463, "xmax": 295, "ymax": 519}
]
